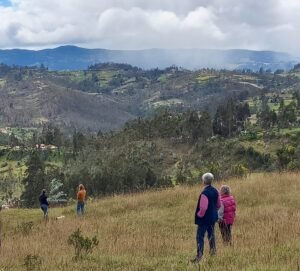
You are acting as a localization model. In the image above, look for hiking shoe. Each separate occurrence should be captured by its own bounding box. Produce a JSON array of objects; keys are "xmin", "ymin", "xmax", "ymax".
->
[
  {"xmin": 209, "ymin": 249, "xmax": 216, "ymax": 256},
  {"xmin": 190, "ymin": 256, "xmax": 202, "ymax": 263}
]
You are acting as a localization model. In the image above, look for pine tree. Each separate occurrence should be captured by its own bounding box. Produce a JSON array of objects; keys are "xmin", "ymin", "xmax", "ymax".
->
[
  {"xmin": 199, "ymin": 111, "xmax": 212, "ymax": 140},
  {"xmin": 213, "ymin": 105, "xmax": 228, "ymax": 137},
  {"xmin": 9, "ymin": 132, "xmax": 19, "ymax": 148},
  {"xmin": 53, "ymin": 127, "xmax": 63, "ymax": 148},
  {"xmin": 48, "ymin": 178, "xmax": 67, "ymax": 202},
  {"xmin": 21, "ymin": 151, "xmax": 45, "ymax": 207}
]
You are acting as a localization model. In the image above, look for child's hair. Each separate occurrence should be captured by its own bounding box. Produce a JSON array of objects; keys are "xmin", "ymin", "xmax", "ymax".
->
[{"xmin": 220, "ymin": 185, "xmax": 231, "ymax": 195}]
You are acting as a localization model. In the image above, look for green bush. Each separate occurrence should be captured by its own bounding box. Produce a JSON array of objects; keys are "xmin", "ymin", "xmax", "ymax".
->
[
  {"xmin": 231, "ymin": 164, "xmax": 249, "ymax": 178},
  {"xmin": 23, "ymin": 254, "xmax": 42, "ymax": 271},
  {"xmin": 241, "ymin": 131, "xmax": 258, "ymax": 140},
  {"xmin": 155, "ymin": 176, "xmax": 173, "ymax": 187},
  {"xmin": 276, "ymin": 145, "xmax": 295, "ymax": 170},
  {"xmin": 67, "ymin": 228, "xmax": 99, "ymax": 260},
  {"xmin": 206, "ymin": 162, "xmax": 222, "ymax": 180},
  {"xmin": 244, "ymin": 147, "xmax": 272, "ymax": 170},
  {"xmin": 287, "ymin": 160, "xmax": 300, "ymax": 171}
]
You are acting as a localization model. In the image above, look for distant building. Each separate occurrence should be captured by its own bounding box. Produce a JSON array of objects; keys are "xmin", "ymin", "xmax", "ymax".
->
[{"xmin": 36, "ymin": 144, "xmax": 58, "ymax": 150}]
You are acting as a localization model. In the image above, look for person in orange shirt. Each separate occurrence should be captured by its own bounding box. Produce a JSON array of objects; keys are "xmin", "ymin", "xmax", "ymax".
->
[{"xmin": 77, "ymin": 184, "xmax": 86, "ymax": 216}]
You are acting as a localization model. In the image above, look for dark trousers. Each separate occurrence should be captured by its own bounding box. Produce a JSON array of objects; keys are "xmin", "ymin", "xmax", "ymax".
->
[
  {"xmin": 196, "ymin": 223, "xmax": 216, "ymax": 258},
  {"xmin": 40, "ymin": 204, "xmax": 48, "ymax": 218},
  {"xmin": 219, "ymin": 222, "xmax": 232, "ymax": 244}
]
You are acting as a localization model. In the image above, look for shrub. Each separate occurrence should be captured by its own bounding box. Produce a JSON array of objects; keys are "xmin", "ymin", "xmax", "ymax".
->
[
  {"xmin": 245, "ymin": 147, "xmax": 272, "ymax": 170},
  {"xmin": 0, "ymin": 162, "xmax": 8, "ymax": 168},
  {"xmin": 235, "ymin": 145, "xmax": 246, "ymax": 155},
  {"xmin": 155, "ymin": 176, "xmax": 173, "ymax": 187},
  {"xmin": 231, "ymin": 164, "xmax": 249, "ymax": 178},
  {"xmin": 67, "ymin": 228, "xmax": 99, "ymax": 260},
  {"xmin": 23, "ymin": 254, "xmax": 42, "ymax": 271},
  {"xmin": 276, "ymin": 145, "xmax": 295, "ymax": 170},
  {"xmin": 206, "ymin": 162, "xmax": 222, "ymax": 180},
  {"xmin": 241, "ymin": 131, "xmax": 258, "ymax": 140},
  {"xmin": 287, "ymin": 160, "xmax": 300, "ymax": 171}
]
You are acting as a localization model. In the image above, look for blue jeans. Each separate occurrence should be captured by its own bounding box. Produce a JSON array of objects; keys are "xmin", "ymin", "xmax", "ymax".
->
[
  {"xmin": 196, "ymin": 224, "xmax": 216, "ymax": 258},
  {"xmin": 77, "ymin": 202, "xmax": 85, "ymax": 215},
  {"xmin": 41, "ymin": 204, "xmax": 48, "ymax": 217}
]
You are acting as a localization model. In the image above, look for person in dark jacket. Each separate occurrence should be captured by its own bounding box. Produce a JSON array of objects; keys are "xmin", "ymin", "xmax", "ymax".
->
[
  {"xmin": 39, "ymin": 189, "xmax": 49, "ymax": 218},
  {"xmin": 191, "ymin": 173, "xmax": 220, "ymax": 263}
]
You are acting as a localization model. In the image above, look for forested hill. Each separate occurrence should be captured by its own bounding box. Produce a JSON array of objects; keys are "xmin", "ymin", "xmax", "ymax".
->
[
  {"xmin": 1, "ymin": 63, "xmax": 300, "ymax": 203},
  {"xmin": 1, "ymin": 63, "xmax": 300, "ymax": 131},
  {"xmin": 0, "ymin": 45, "xmax": 297, "ymax": 71}
]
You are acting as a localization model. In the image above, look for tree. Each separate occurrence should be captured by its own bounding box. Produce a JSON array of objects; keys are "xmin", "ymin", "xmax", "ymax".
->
[
  {"xmin": 41, "ymin": 123, "xmax": 54, "ymax": 145},
  {"xmin": 213, "ymin": 99, "xmax": 237, "ymax": 137},
  {"xmin": 145, "ymin": 168, "xmax": 157, "ymax": 187},
  {"xmin": 293, "ymin": 63, "xmax": 300, "ymax": 71},
  {"xmin": 185, "ymin": 111, "xmax": 201, "ymax": 143},
  {"xmin": 213, "ymin": 105, "xmax": 229, "ymax": 137},
  {"xmin": 278, "ymin": 101, "xmax": 297, "ymax": 128},
  {"xmin": 72, "ymin": 132, "xmax": 86, "ymax": 154},
  {"xmin": 213, "ymin": 100, "xmax": 250, "ymax": 137},
  {"xmin": 48, "ymin": 179, "xmax": 67, "ymax": 202},
  {"xmin": 292, "ymin": 91, "xmax": 300, "ymax": 109},
  {"xmin": 274, "ymin": 69, "xmax": 284, "ymax": 75},
  {"xmin": 53, "ymin": 127, "xmax": 63, "ymax": 148},
  {"xmin": 257, "ymin": 103, "xmax": 277, "ymax": 129},
  {"xmin": 91, "ymin": 73, "xmax": 99, "ymax": 82},
  {"xmin": 21, "ymin": 151, "xmax": 45, "ymax": 207},
  {"xmin": 276, "ymin": 146, "xmax": 295, "ymax": 170},
  {"xmin": 239, "ymin": 103, "xmax": 251, "ymax": 121},
  {"xmin": 31, "ymin": 131, "xmax": 38, "ymax": 147},
  {"xmin": 236, "ymin": 102, "xmax": 251, "ymax": 130},
  {"xmin": 9, "ymin": 132, "xmax": 19, "ymax": 148},
  {"xmin": 198, "ymin": 111, "xmax": 212, "ymax": 140},
  {"xmin": 259, "ymin": 67, "xmax": 265, "ymax": 74},
  {"xmin": 97, "ymin": 129, "xmax": 103, "ymax": 137}
]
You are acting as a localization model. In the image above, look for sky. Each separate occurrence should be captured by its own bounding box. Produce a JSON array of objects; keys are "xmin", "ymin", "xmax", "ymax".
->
[{"xmin": 0, "ymin": 0, "xmax": 300, "ymax": 54}]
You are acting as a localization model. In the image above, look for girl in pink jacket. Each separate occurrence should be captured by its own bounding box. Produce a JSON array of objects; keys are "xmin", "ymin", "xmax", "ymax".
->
[{"xmin": 218, "ymin": 185, "xmax": 236, "ymax": 245}]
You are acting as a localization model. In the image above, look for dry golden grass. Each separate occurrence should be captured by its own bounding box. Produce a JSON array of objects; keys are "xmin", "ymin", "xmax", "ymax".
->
[{"xmin": 0, "ymin": 173, "xmax": 300, "ymax": 270}]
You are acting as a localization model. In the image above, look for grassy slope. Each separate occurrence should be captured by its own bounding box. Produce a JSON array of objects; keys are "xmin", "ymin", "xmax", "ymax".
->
[{"xmin": 0, "ymin": 173, "xmax": 300, "ymax": 270}]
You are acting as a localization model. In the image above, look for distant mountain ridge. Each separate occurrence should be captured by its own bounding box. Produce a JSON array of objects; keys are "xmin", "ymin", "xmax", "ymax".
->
[
  {"xmin": 1, "ymin": 62, "xmax": 300, "ymax": 131},
  {"xmin": 0, "ymin": 46, "xmax": 298, "ymax": 71}
]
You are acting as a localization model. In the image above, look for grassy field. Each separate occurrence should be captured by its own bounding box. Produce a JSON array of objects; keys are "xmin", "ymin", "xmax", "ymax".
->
[
  {"xmin": 0, "ymin": 173, "xmax": 300, "ymax": 270},
  {"xmin": 152, "ymin": 99, "xmax": 183, "ymax": 108},
  {"xmin": 196, "ymin": 75, "xmax": 217, "ymax": 83}
]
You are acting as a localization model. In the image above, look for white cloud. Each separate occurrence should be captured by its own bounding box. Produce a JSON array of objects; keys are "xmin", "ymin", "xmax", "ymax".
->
[{"xmin": 0, "ymin": 0, "xmax": 299, "ymax": 54}]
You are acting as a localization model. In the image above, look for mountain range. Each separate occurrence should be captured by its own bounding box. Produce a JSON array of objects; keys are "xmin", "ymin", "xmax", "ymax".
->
[{"xmin": 0, "ymin": 46, "xmax": 298, "ymax": 71}]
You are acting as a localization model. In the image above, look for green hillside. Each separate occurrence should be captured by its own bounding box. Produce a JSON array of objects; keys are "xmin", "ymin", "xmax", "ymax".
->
[
  {"xmin": 2, "ymin": 88, "xmax": 300, "ymax": 203},
  {"xmin": 1, "ymin": 63, "xmax": 300, "ymax": 131},
  {"xmin": 1, "ymin": 63, "xmax": 300, "ymax": 208}
]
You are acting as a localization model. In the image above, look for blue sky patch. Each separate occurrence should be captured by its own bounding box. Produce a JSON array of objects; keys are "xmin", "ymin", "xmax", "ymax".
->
[{"xmin": 0, "ymin": 0, "xmax": 12, "ymax": 7}]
